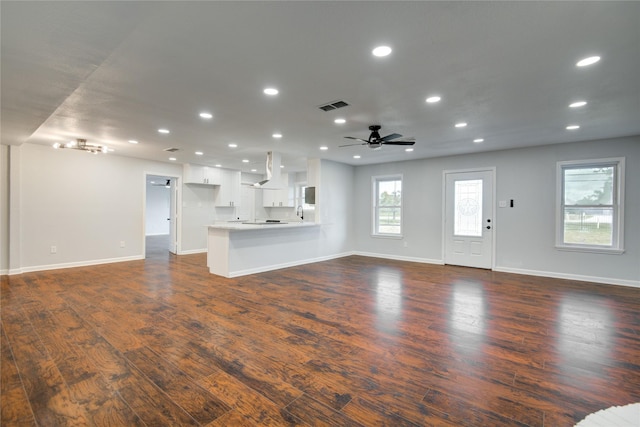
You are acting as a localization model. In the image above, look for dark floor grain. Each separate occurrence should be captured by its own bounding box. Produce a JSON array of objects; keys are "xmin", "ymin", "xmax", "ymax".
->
[{"xmin": 2, "ymin": 237, "xmax": 639, "ymax": 426}]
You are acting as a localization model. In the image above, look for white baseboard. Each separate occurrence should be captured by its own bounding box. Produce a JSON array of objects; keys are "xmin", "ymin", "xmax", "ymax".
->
[
  {"xmin": 178, "ymin": 248, "xmax": 207, "ymax": 255},
  {"xmin": 353, "ymin": 251, "xmax": 445, "ymax": 265},
  {"xmin": 352, "ymin": 253, "xmax": 638, "ymax": 288},
  {"xmin": 228, "ymin": 252, "xmax": 354, "ymax": 278},
  {"xmin": 17, "ymin": 255, "xmax": 145, "ymax": 274},
  {"xmin": 493, "ymin": 266, "xmax": 640, "ymax": 288},
  {"xmin": 6, "ymin": 250, "xmax": 635, "ymax": 289}
]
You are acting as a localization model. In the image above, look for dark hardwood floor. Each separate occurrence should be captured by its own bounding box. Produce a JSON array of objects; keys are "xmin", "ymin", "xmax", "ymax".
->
[{"xmin": 2, "ymin": 250, "xmax": 639, "ymax": 426}]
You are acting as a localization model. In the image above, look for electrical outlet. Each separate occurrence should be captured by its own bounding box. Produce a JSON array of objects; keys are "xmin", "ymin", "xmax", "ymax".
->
[
  {"xmin": 120, "ymin": 241, "xmax": 126, "ymax": 248},
  {"xmin": 50, "ymin": 245, "xmax": 57, "ymax": 254},
  {"xmin": 403, "ymin": 241, "xmax": 408, "ymax": 248}
]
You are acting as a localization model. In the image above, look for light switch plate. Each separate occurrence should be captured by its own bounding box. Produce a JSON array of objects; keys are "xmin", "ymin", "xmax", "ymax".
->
[{"xmin": 498, "ymin": 200, "xmax": 507, "ymax": 208}]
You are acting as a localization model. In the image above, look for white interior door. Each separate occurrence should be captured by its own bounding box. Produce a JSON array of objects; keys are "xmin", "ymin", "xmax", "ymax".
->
[{"xmin": 444, "ymin": 170, "xmax": 494, "ymax": 269}]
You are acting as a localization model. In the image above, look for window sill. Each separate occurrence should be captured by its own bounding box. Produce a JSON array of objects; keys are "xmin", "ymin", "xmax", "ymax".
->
[
  {"xmin": 372, "ymin": 234, "xmax": 403, "ymax": 240},
  {"xmin": 555, "ymin": 245, "xmax": 625, "ymax": 255}
]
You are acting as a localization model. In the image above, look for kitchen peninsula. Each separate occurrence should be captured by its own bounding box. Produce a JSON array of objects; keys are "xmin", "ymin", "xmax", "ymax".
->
[{"xmin": 207, "ymin": 222, "xmax": 321, "ymax": 277}]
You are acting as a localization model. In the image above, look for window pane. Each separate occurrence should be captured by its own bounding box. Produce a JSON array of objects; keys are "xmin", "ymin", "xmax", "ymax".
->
[
  {"xmin": 374, "ymin": 177, "xmax": 402, "ymax": 235},
  {"xmin": 564, "ymin": 166, "xmax": 614, "ymax": 205},
  {"xmin": 454, "ymin": 179, "xmax": 482, "ymax": 237},
  {"xmin": 378, "ymin": 180, "xmax": 401, "ymax": 206},
  {"xmin": 378, "ymin": 207, "xmax": 401, "ymax": 234},
  {"xmin": 563, "ymin": 207, "xmax": 613, "ymax": 246}
]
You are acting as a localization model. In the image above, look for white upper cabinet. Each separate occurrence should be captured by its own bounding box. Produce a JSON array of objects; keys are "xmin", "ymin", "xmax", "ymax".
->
[
  {"xmin": 184, "ymin": 164, "xmax": 222, "ymax": 185},
  {"xmin": 263, "ymin": 173, "xmax": 294, "ymax": 207},
  {"xmin": 215, "ymin": 169, "xmax": 241, "ymax": 207}
]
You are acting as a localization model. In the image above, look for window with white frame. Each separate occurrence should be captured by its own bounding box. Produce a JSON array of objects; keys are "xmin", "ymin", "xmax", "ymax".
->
[
  {"xmin": 557, "ymin": 158, "xmax": 625, "ymax": 253},
  {"xmin": 373, "ymin": 175, "xmax": 402, "ymax": 236}
]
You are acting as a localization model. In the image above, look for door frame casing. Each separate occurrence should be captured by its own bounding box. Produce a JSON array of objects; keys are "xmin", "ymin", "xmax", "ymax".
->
[
  {"xmin": 441, "ymin": 167, "xmax": 497, "ymax": 269},
  {"xmin": 143, "ymin": 172, "xmax": 182, "ymax": 257}
]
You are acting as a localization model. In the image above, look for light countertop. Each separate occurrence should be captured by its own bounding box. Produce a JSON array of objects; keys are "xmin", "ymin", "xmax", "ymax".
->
[{"xmin": 208, "ymin": 221, "xmax": 319, "ymax": 231}]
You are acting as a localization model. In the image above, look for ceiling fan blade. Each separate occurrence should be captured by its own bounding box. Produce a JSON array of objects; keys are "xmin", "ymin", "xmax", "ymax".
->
[
  {"xmin": 344, "ymin": 136, "xmax": 369, "ymax": 143},
  {"xmin": 339, "ymin": 142, "xmax": 368, "ymax": 147},
  {"xmin": 380, "ymin": 133, "xmax": 402, "ymax": 142},
  {"xmin": 381, "ymin": 140, "xmax": 416, "ymax": 146}
]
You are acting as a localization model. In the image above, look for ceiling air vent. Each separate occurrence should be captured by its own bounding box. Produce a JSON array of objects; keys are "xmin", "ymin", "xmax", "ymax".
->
[
  {"xmin": 318, "ymin": 100, "xmax": 349, "ymax": 112},
  {"xmin": 164, "ymin": 147, "xmax": 179, "ymax": 152}
]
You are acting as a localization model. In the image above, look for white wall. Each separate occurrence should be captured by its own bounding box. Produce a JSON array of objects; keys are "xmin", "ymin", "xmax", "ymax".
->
[
  {"xmin": 315, "ymin": 159, "xmax": 355, "ymax": 256},
  {"xmin": 353, "ymin": 136, "xmax": 640, "ymax": 286},
  {"xmin": 4, "ymin": 137, "xmax": 638, "ymax": 287},
  {"xmin": 0, "ymin": 145, "xmax": 9, "ymax": 273},
  {"xmin": 145, "ymin": 181, "xmax": 170, "ymax": 235},
  {"xmin": 13, "ymin": 143, "xmax": 182, "ymax": 272},
  {"xmin": 180, "ymin": 183, "xmax": 216, "ymax": 253}
]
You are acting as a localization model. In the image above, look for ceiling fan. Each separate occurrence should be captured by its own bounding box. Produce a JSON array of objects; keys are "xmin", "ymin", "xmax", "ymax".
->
[
  {"xmin": 341, "ymin": 125, "xmax": 415, "ymax": 150},
  {"xmin": 151, "ymin": 179, "xmax": 171, "ymax": 187}
]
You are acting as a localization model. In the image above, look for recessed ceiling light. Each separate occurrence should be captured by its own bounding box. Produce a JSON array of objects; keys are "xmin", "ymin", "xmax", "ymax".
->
[
  {"xmin": 353, "ymin": 155, "xmax": 361, "ymax": 159},
  {"xmin": 242, "ymin": 159, "xmax": 249, "ymax": 163},
  {"xmin": 195, "ymin": 151, "xmax": 203, "ymax": 156},
  {"xmin": 320, "ymin": 146, "xmax": 328, "ymax": 151},
  {"xmin": 169, "ymin": 157, "xmax": 177, "ymax": 161},
  {"xmin": 158, "ymin": 128, "xmax": 170, "ymax": 134},
  {"xmin": 334, "ymin": 118, "xmax": 346, "ymax": 124},
  {"xmin": 426, "ymin": 96, "xmax": 441, "ymax": 103},
  {"xmin": 372, "ymin": 45, "xmax": 392, "ymax": 57},
  {"xmin": 576, "ymin": 56, "xmax": 600, "ymax": 67},
  {"xmin": 215, "ymin": 164, "xmax": 222, "ymax": 167},
  {"xmin": 199, "ymin": 112, "xmax": 213, "ymax": 119},
  {"xmin": 128, "ymin": 140, "xmax": 139, "ymax": 144},
  {"xmin": 251, "ymin": 169, "xmax": 257, "ymax": 172},
  {"xmin": 405, "ymin": 148, "xmax": 414, "ymax": 152},
  {"xmin": 566, "ymin": 125, "xmax": 580, "ymax": 130},
  {"xmin": 272, "ymin": 133, "xmax": 283, "ymax": 139},
  {"xmin": 264, "ymin": 87, "xmax": 279, "ymax": 96},
  {"xmin": 228, "ymin": 143, "xmax": 238, "ymax": 148},
  {"xmin": 569, "ymin": 101, "xmax": 587, "ymax": 108},
  {"xmin": 473, "ymin": 138, "xmax": 484, "ymax": 143},
  {"xmin": 455, "ymin": 122, "xmax": 468, "ymax": 128},
  {"xmin": 280, "ymin": 165, "xmax": 285, "ymax": 168}
]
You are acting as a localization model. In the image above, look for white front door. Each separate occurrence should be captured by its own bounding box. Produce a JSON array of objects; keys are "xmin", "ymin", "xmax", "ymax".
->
[{"xmin": 444, "ymin": 170, "xmax": 494, "ymax": 269}]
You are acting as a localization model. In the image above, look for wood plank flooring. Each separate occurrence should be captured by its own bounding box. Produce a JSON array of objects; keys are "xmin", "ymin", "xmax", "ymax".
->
[{"xmin": 2, "ymin": 249, "xmax": 639, "ymax": 426}]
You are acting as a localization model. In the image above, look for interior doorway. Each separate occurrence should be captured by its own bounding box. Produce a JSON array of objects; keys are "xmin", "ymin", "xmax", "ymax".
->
[
  {"xmin": 144, "ymin": 174, "xmax": 179, "ymax": 258},
  {"xmin": 443, "ymin": 168, "xmax": 495, "ymax": 269}
]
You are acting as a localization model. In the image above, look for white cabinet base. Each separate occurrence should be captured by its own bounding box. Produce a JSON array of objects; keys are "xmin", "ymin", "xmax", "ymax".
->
[{"xmin": 207, "ymin": 223, "xmax": 322, "ymax": 277}]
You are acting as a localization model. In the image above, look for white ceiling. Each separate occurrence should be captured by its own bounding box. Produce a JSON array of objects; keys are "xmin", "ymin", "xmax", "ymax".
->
[{"xmin": 2, "ymin": 1, "xmax": 639, "ymax": 173}]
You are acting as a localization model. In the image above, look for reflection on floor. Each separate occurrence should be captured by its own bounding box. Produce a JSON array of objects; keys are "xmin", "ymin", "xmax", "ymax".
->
[
  {"xmin": 145, "ymin": 234, "xmax": 170, "ymax": 259},
  {"xmin": 2, "ymin": 255, "xmax": 639, "ymax": 426}
]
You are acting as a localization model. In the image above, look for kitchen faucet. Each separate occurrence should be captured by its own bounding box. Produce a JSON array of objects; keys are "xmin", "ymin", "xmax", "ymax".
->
[{"xmin": 296, "ymin": 205, "xmax": 304, "ymax": 221}]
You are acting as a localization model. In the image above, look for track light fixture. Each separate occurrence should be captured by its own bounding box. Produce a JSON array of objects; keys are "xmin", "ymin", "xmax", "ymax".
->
[{"xmin": 53, "ymin": 138, "xmax": 108, "ymax": 154}]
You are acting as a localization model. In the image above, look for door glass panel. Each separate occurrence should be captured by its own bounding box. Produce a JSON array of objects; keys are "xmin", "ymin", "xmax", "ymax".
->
[{"xmin": 454, "ymin": 179, "xmax": 482, "ymax": 237}]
